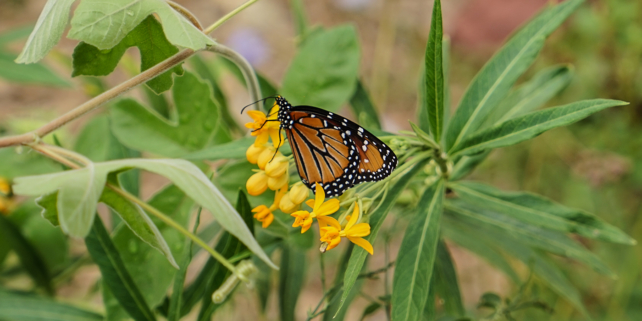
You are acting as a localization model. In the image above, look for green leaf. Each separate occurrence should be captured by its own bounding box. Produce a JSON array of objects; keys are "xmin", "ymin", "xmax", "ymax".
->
[
  {"xmin": 85, "ymin": 216, "xmax": 156, "ymax": 321},
  {"xmin": 482, "ymin": 64, "xmax": 574, "ymax": 127},
  {"xmin": 167, "ymin": 210, "xmax": 199, "ymax": 321},
  {"xmin": 72, "ymin": 15, "xmax": 184, "ymax": 94},
  {"xmin": 195, "ymin": 191, "xmax": 254, "ymax": 320},
  {"xmin": 13, "ymin": 158, "xmax": 275, "ymax": 268},
  {"xmin": 219, "ymin": 57, "xmax": 278, "ymax": 105},
  {"xmin": 445, "ymin": 0, "xmax": 584, "ymax": 152},
  {"xmin": 9, "ymin": 202, "xmax": 69, "ymax": 274},
  {"xmin": 0, "ymin": 214, "xmax": 52, "ymax": 293},
  {"xmin": 0, "ymin": 148, "xmax": 61, "ymax": 180},
  {"xmin": 102, "ymin": 184, "xmax": 191, "ymax": 321},
  {"xmin": 449, "ymin": 181, "xmax": 635, "ymax": 244},
  {"xmin": 336, "ymin": 158, "xmax": 430, "ymax": 315},
  {"xmin": 422, "ymin": 0, "xmax": 444, "ymax": 141},
  {"xmin": 100, "ymin": 185, "xmax": 178, "ymax": 268},
  {"xmin": 444, "ymin": 216, "xmax": 589, "ymax": 317},
  {"xmin": 281, "ymin": 25, "xmax": 360, "ymax": 112},
  {"xmin": 68, "ymin": 0, "xmax": 214, "ymax": 51},
  {"xmin": 183, "ymin": 137, "xmax": 252, "ymax": 161},
  {"xmin": 111, "ymin": 72, "xmax": 221, "ymax": 157},
  {"xmin": 0, "ymin": 289, "xmax": 103, "ymax": 321},
  {"xmin": 15, "ymin": 0, "xmax": 76, "ymax": 63},
  {"xmin": 325, "ymin": 244, "xmax": 365, "ymax": 321},
  {"xmin": 449, "ymin": 151, "xmax": 490, "ymax": 181},
  {"xmin": 392, "ymin": 180, "xmax": 445, "ymax": 321},
  {"xmin": 433, "ymin": 240, "xmax": 465, "ymax": 317},
  {"xmin": 36, "ymin": 192, "xmax": 59, "ymax": 226},
  {"xmin": 441, "ymin": 216, "xmax": 520, "ymax": 283},
  {"xmin": 278, "ymin": 245, "xmax": 307, "ymax": 321},
  {"xmin": 450, "ymin": 99, "xmax": 628, "ymax": 157},
  {"xmin": 350, "ymin": 80, "xmax": 382, "ymax": 130},
  {"xmin": 0, "ymin": 52, "xmax": 70, "ymax": 86},
  {"xmin": 361, "ymin": 302, "xmax": 383, "ymax": 321},
  {"xmin": 445, "ymin": 200, "xmax": 614, "ymax": 277}
]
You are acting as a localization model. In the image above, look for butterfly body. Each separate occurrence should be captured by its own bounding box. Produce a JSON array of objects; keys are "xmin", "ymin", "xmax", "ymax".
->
[{"xmin": 275, "ymin": 96, "xmax": 397, "ymax": 197}]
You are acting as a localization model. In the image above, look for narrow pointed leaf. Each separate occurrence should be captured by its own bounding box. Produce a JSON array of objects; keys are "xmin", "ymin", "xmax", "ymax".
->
[
  {"xmin": 350, "ymin": 80, "xmax": 382, "ymax": 130},
  {"xmin": 278, "ymin": 245, "xmax": 307, "ymax": 321},
  {"xmin": 445, "ymin": 201, "xmax": 613, "ymax": 277},
  {"xmin": 449, "ymin": 151, "xmax": 490, "ymax": 181},
  {"xmin": 15, "ymin": 0, "xmax": 76, "ymax": 63},
  {"xmin": 433, "ymin": 240, "xmax": 465, "ymax": 317},
  {"xmin": 86, "ymin": 217, "xmax": 156, "ymax": 321},
  {"xmin": 336, "ymin": 158, "xmax": 430, "ymax": 315},
  {"xmin": 483, "ymin": 64, "xmax": 574, "ymax": 126},
  {"xmin": 449, "ymin": 181, "xmax": 635, "ymax": 244},
  {"xmin": 422, "ymin": 0, "xmax": 444, "ymax": 140},
  {"xmin": 392, "ymin": 180, "xmax": 445, "ymax": 321},
  {"xmin": 0, "ymin": 289, "xmax": 103, "ymax": 321},
  {"xmin": 450, "ymin": 99, "xmax": 628, "ymax": 157},
  {"xmin": 445, "ymin": 0, "xmax": 584, "ymax": 152}
]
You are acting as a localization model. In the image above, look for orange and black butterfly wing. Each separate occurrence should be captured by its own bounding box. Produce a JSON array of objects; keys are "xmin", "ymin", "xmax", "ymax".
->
[
  {"xmin": 287, "ymin": 106, "xmax": 398, "ymax": 189},
  {"xmin": 285, "ymin": 110, "xmax": 360, "ymax": 197}
]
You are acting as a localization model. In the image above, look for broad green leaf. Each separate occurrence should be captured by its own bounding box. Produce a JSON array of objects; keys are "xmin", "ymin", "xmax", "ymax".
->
[
  {"xmin": 336, "ymin": 158, "xmax": 430, "ymax": 315},
  {"xmin": 86, "ymin": 217, "xmax": 156, "ymax": 321},
  {"xmin": 281, "ymin": 25, "xmax": 360, "ymax": 112},
  {"xmin": 196, "ymin": 191, "xmax": 254, "ymax": 320},
  {"xmin": 111, "ymin": 72, "xmax": 222, "ymax": 157},
  {"xmin": 0, "ymin": 148, "xmax": 60, "ymax": 179},
  {"xmin": 0, "ymin": 214, "xmax": 52, "ymax": 293},
  {"xmin": 392, "ymin": 180, "xmax": 445, "ymax": 321},
  {"xmin": 0, "ymin": 234, "xmax": 10, "ymax": 265},
  {"xmin": 14, "ymin": 158, "xmax": 275, "ymax": 268},
  {"xmin": 15, "ymin": 0, "xmax": 76, "ymax": 63},
  {"xmin": 445, "ymin": 0, "xmax": 584, "ymax": 152},
  {"xmin": 422, "ymin": 0, "xmax": 444, "ymax": 141},
  {"xmin": 433, "ymin": 240, "xmax": 465, "ymax": 317},
  {"xmin": 103, "ymin": 185, "xmax": 191, "ymax": 321},
  {"xmin": 184, "ymin": 138, "xmax": 293, "ymax": 161},
  {"xmin": 219, "ymin": 57, "xmax": 278, "ymax": 106},
  {"xmin": 442, "ymin": 216, "xmax": 520, "ymax": 283},
  {"xmin": 0, "ymin": 52, "xmax": 70, "ymax": 86},
  {"xmin": 9, "ymin": 202, "xmax": 68, "ymax": 274},
  {"xmin": 483, "ymin": 64, "xmax": 574, "ymax": 127},
  {"xmin": 0, "ymin": 289, "xmax": 103, "ymax": 321},
  {"xmin": 449, "ymin": 181, "xmax": 635, "ymax": 244},
  {"xmin": 422, "ymin": 278, "xmax": 437, "ymax": 321},
  {"xmin": 68, "ymin": 0, "xmax": 214, "ymax": 51},
  {"xmin": 450, "ymin": 99, "xmax": 628, "ymax": 157},
  {"xmin": 350, "ymin": 80, "xmax": 382, "ymax": 130},
  {"xmin": 100, "ymin": 185, "xmax": 178, "ymax": 268},
  {"xmin": 278, "ymin": 245, "xmax": 307, "ymax": 321},
  {"xmin": 445, "ymin": 200, "xmax": 613, "ymax": 277},
  {"xmin": 72, "ymin": 15, "xmax": 184, "ymax": 94},
  {"xmin": 444, "ymin": 216, "xmax": 589, "ymax": 317}
]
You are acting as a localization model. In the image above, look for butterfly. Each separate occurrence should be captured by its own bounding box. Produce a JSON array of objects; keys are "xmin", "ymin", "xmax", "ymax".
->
[{"xmin": 273, "ymin": 96, "xmax": 397, "ymax": 197}]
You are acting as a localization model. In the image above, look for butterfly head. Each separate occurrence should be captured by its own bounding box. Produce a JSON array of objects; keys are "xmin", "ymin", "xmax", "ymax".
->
[{"xmin": 275, "ymin": 96, "xmax": 294, "ymax": 129}]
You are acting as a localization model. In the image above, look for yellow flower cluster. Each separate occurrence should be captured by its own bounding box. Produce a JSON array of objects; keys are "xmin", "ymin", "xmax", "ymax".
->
[
  {"xmin": 243, "ymin": 105, "xmax": 373, "ymax": 255},
  {"xmin": 245, "ymin": 105, "xmax": 310, "ymax": 228}
]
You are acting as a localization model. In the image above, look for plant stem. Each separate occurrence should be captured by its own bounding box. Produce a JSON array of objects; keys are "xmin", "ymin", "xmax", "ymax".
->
[
  {"xmin": 107, "ymin": 184, "xmax": 241, "ymax": 278},
  {"xmin": 203, "ymin": 0, "xmax": 260, "ymax": 34},
  {"xmin": 207, "ymin": 43, "xmax": 263, "ymax": 110},
  {"xmin": 167, "ymin": 0, "xmax": 203, "ymax": 30}
]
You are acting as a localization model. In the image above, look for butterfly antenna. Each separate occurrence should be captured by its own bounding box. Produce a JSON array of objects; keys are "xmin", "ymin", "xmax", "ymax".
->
[{"xmin": 240, "ymin": 96, "xmax": 279, "ymax": 114}]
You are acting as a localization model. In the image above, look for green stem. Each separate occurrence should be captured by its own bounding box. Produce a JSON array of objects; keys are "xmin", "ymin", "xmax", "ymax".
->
[
  {"xmin": 203, "ymin": 0, "xmax": 259, "ymax": 34},
  {"xmin": 106, "ymin": 184, "xmax": 240, "ymax": 279}
]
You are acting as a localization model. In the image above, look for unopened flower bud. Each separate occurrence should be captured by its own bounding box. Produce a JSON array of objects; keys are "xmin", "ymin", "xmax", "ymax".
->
[
  {"xmin": 288, "ymin": 182, "xmax": 309, "ymax": 205},
  {"xmin": 279, "ymin": 194, "xmax": 299, "ymax": 213},
  {"xmin": 246, "ymin": 171, "xmax": 269, "ymax": 196},
  {"xmin": 246, "ymin": 144, "xmax": 265, "ymax": 164},
  {"xmin": 257, "ymin": 147, "xmax": 277, "ymax": 170},
  {"xmin": 267, "ymin": 172, "xmax": 289, "ymax": 190},
  {"xmin": 265, "ymin": 155, "xmax": 288, "ymax": 178}
]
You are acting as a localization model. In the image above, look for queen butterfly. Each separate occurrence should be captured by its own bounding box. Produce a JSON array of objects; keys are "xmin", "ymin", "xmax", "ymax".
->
[{"xmin": 273, "ymin": 96, "xmax": 398, "ymax": 197}]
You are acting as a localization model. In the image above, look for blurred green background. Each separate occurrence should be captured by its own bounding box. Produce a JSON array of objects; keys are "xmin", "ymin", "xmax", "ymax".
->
[{"xmin": 0, "ymin": 0, "xmax": 640, "ymax": 320}]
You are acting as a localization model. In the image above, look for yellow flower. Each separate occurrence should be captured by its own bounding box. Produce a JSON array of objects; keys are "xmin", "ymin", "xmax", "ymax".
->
[
  {"xmin": 288, "ymin": 182, "xmax": 309, "ymax": 205},
  {"xmin": 246, "ymin": 144, "xmax": 266, "ymax": 164},
  {"xmin": 252, "ymin": 187, "xmax": 287, "ymax": 228},
  {"xmin": 267, "ymin": 172, "xmax": 289, "ymax": 190},
  {"xmin": 265, "ymin": 154, "xmax": 289, "ymax": 178},
  {"xmin": 279, "ymin": 193, "xmax": 299, "ymax": 213},
  {"xmin": 319, "ymin": 204, "xmax": 373, "ymax": 255},
  {"xmin": 245, "ymin": 105, "xmax": 283, "ymax": 148},
  {"xmin": 0, "ymin": 178, "xmax": 10, "ymax": 196},
  {"xmin": 290, "ymin": 184, "xmax": 339, "ymax": 233},
  {"xmin": 246, "ymin": 171, "xmax": 269, "ymax": 196},
  {"xmin": 257, "ymin": 147, "xmax": 277, "ymax": 170}
]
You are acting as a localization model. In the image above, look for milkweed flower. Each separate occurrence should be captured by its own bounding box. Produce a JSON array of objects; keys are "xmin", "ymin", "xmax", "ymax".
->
[
  {"xmin": 265, "ymin": 154, "xmax": 289, "ymax": 178},
  {"xmin": 319, "ymin": 204, "xmax": 373, "ymax": 255},
  {"xmin": 244, "ymin": 105, "xmax": 283, "ymax": 148},
  {"xmin": 290, "ymin": 184, "xmax": 339, "ymax": 233},
  {"xmin": 253, "ymin": 187, "xmax": 287, "ymax": 228},
  {"xmin": 257, "ymin": 147, "xmax": 277, "ymax": 170},
  {"xmin": 246, "ymin": 171, "xmax": 269, "ymax": 196},
  {"xmin": 267, "ymin": 172, "xmax": 289, "ymax": 190},
  {"xmin": 279, "ymin": 182, "xmax": 309, "ymax": 213},
  {"xmin": 246, "ymin": 144, "xmax": 266, "ymax": 164}
]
